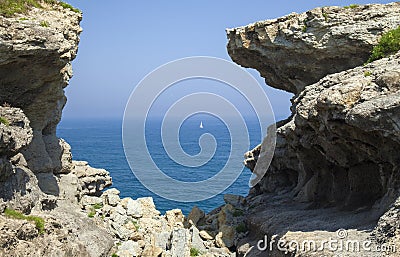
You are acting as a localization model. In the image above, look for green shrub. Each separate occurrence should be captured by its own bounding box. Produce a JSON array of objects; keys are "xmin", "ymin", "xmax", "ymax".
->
[
  {"xmin": 132, "ymin": 220, "xmax": 139, "ymax": 231},
  {"xmin": 301, "ymin": 20, "xmax": 307, "ymax": 33},
  {"xmin": 59, "ymin": 1, "xmax": 79, "ymax": 13},
  {"xmin": 111, "ymin": 254, "xmax": 119, "ymax": 257},
  {"xmin": 344, "ymin": 4, "xmax": 359, "ymax": 9},
  {"xmin": 0, "ymin": 0, "xmax": 40, "ymax": 16},
  {"xmin": 0, "ymin": 117, "xmax": 10, "ymax": 126},
  {"xmin": 235, "ymin": 223, "xmax": 248, "ymax": 233},
  {"xmin": 87, "ymin": 210, "xmax": 96, "ymax": 218},
  {"xmin": 40, "ymin": 20, "xmax": 48, "ymax": 27},
  {"xmin": 322, "ymin": 12, "xmax": 329, "ymax": 22},
  {"xmin": 190, "ymin": 247, "xmax": 200, "ymax": 256},
  {"xmin": 4, "ymin": 208, "xmax": 45, "ymax": 234},
  {"xmin": 92, "ymin": 203, "xmax": 103, "ymax": 209},
  {"xmin": 367, "ymin": 26, "xmax": 400, "ymax": 63},
  {"xmin": 0, "ymin": 0, "xmax": 80, "ymax": 17},
  {"xmin": 233, "ymin": 209, "xmax": 244, "ymax": 217},
  {"xmin": 364, "ymin": 71, "xmax": 372, "ymax": 77}
]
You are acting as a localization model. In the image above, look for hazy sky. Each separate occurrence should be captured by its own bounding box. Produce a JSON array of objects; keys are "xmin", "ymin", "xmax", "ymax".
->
[{"xmin": 63, "ymin": 0, "xmax": 393, "ymax": 120}]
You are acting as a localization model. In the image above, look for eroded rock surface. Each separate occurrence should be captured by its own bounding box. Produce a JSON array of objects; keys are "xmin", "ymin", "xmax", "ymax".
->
[
  {"xmin": 0, "ymin": 3, "xmax": 82, "ymax": 174},
  {"xmin": 0, "ymin": 3, "xmax": 114, "ymax": 256},
  {"xmin": 228, "ymin": 3, "xmax": 400, "ymax": 257},
  {"xmin": 227, "ymin": 3, "xmax": 400, "ymax": 94}
]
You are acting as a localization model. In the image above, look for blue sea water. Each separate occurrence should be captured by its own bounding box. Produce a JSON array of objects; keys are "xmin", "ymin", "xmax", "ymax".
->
[{"xmin": 57, "ymin": 116, "xmax": 263, "ymax": 215}]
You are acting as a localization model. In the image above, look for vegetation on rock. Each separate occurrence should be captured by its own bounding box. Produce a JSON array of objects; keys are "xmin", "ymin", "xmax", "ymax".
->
[
  {"xmin": 0, "ymin": 116, "xmax": 9, "ymax": 126},
  {"xmin": 40, "ymin": 20, "xmax": 49, "ymax": 27},
  {"xmin": 58, "ymin": 1, "xmax": 78, "ymax": 13},
  {"xmin": 367, "ymin": 26, "xmax": 400, "ymax": 63},
  {"xmin": 0, "ymin": 0, "xmax": 80, "ymax": 17},
  {"xmin": 190, "ymin": 247, "xmax": 201, "ymax": 256},
  {"xmin": 4, "ymin": 208, "xmax": 45, "ymax": 234},
  {"xmin": 87, "ymin": 209, "xmax": 96, "ymax": 218},
  {"xmin": 233, "ymin": 209, "xmax": 244, "ymax": 217},
  {"xmin": 235, "ymin": 223, "xmax": 248, "ymax": 233},
  {"xmin": 364, "ymin": 70, "xmax": 372, "ymax": 77},
  {"xmin": 92, "ymin": 203, "xmax": 103, "ymax": 209},
  {"xmin": 344, "ymin": 4, "xmax": 359, "ymax": 9}
]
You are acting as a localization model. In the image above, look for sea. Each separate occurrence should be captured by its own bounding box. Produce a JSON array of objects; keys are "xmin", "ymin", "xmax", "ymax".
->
[{"xmin": 57, "ymin": 116, "xmax": 264, "ymax": 215}]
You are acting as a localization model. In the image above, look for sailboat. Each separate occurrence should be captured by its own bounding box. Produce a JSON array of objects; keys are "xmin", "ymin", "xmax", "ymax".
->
[{"xmin": 200, "ymin": 121, "xmax": 203, "ymax": 129}]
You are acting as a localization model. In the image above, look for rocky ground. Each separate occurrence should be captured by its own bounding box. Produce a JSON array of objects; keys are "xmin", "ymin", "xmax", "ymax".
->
[{"xmin": 1, "ymin": 1, "xmax": 400, "ymax": 257}]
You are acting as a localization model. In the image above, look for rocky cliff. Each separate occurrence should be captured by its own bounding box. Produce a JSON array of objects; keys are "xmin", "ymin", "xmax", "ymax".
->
[
  {"xmin": 2, "ymin": 2, "xmax": 400, "ymax": 257},
  {"xmin": 228, "ymin": 3, "xmax": 400, "ymax": 257},
  {"xmin": 0, "ymin": 2, "xmax": 116, "ymax": 256},
  {"xmin": 0, "ymin": 3, "xmax": 241, "ymax": 257}
]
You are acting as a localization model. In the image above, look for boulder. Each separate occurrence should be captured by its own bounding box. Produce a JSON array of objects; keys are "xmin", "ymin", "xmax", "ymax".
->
[{"xmin": 187, "ymin": 205, "xmax": 205, "ymax": 226}]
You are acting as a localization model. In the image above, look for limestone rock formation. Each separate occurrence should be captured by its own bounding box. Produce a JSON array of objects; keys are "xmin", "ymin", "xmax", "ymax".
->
[
  {"xmin": 0, "ymin": 3, "xmax": 114, "ymax": 256},
  {"xmin": 0, "ymin": 2, "xmax": 82, "ymax": 174},
  {"xmin": 228, "ymin": 2, "xmax": 400, "ymax": 257},
  {"xmin": 227, "ymin": 2, "xmax": 400, "ymax": 94},
  {"xmin": 0, "ymin": 107, "xmax": 32, "ymax": 156}
]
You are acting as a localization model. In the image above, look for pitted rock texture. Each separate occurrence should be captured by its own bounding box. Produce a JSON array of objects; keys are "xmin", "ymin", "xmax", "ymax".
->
[
  {"xmin": 257, "ymin": 53, "xmax": 400, "ymax": 210},
  {"xmin": 234, "ymin": 53, "xmax": 400, "ymax": 256},
  {"xmin": 0, "ymin": 4, "xmax": 117, "ymax": 257},
  {"xmin": 227, "ymin": 2, "xmax": 400, "ymax": 94},
  {"xmin": 0, "ymin": 4, "xmax": 82, "ymax": 174},
  {"xmin": 229, "ymin": 2, "xmax": 400, "ymax": 257},
  {"xmin": 72, "ymin": 161, "xmax": 112, "ymax": 198},
  {"xmin": 0, "ymin": 107, "xmax": 32, "ymax": 156}
]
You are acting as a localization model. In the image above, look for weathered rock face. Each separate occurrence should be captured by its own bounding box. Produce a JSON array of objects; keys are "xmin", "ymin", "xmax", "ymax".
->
[
  {"xmin": 257, "ymin": 53, "xmax": 400, "ymax": 210},
  {"xmin": 227, "ymin": 2, "xmax": 400, "ymax": 94},
  {"xmin": 228, "ymin": 3, "xmax": 400, "ymax": 257},
  {"xmin": 0, "ymin": 107, "xmax": 32, "ymax": 156},
  {"xmin": 0, "ymin": 3, "xmax": 114, "ymax": 257},
  {"xmin": 0, "ymin": 4, "xmax": 81, "ymax": 174}
]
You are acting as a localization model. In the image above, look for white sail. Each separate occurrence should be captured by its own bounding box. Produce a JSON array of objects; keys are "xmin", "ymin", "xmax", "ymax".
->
[{"xmin": 200, "ymin": 121, "xmax": 203, "ymax": 129}]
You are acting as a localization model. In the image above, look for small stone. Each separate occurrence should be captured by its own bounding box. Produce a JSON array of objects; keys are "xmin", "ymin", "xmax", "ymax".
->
[
  {"xmin": 117, "ymin": 240, "xmax": 141, "ymax": 256},
  {"xmin": 223, "ymin": 194, "xmax": 245, "ymax": 208},
  {"xmin": 170, "ymin": 228, "xmax": 190, "ymax": 257},
  {"xmin": 103, "ymin": 193, "xmax": 120, "ymax": 207},
  {"xmin": 165, "ymin": 209, "xmax": 184, "ymax": 228},
  {"xmin": 191, "ymin": 226, "xmax": 206, "ymax": 253},
  {"xmin": 80, "ymin": 195, "xmax": 102, "ymax": 207},
  {"xmin": 215, "ymin": 225, "xmax": 235, "ymax": 249},
  {"xmin": 199, "ymin": 230, "xmax": 213, "ymax": 240},
  {"xmin": 155, "ymin": 231, "xmax": 171, "ymax": 250},
  {"xmin": 125, "ymin": 198, "xmax": 142, "ymax": 218},
  {"xmin": 104, "ymin": 188, "xmax": 120, "ymax": 195},
  {"xmin": 187, "ymin": 206, "xmax": 205, "ymax": 226}
]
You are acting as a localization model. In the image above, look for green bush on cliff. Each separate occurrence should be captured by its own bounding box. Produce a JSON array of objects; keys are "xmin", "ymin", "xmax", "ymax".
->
[
  {"xmin": 58, "ymin": 1, "xmax": 79, "ymax": 13},
  {"xmin": 190, "ymin": 247, "xmax": 201, "ymax": 256},
  {"xmin": 344, "ymin": 4, "xmax": 359, "ymax": 9},
  {"xmin": 235, "ymin": 223, "xmax": 248, "ymax": 233},
  {"xmin": 367, "ymin": 26, "xmax": 400, "ymax": 63},
  {"xmin": 4, "ymin": 208, "xmax": 45, "ymax": 234},
  {"xmin": 0, "ymin": 0, "xmax": 80, "ymax": 17},
  {"xmin": 0, "ymin": 117, "xmax": 10, "ymax": 126}
]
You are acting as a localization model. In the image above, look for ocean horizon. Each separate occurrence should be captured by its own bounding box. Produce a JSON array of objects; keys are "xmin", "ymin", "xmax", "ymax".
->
[{"xmin": 57, "ymin": 116, "xmax": 272, "ymax": 214}]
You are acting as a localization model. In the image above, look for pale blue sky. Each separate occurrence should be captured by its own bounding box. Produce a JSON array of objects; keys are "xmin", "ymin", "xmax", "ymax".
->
[{"xmin": 63, "ymin": 0, "xmax": 393, "ymax": 120}]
